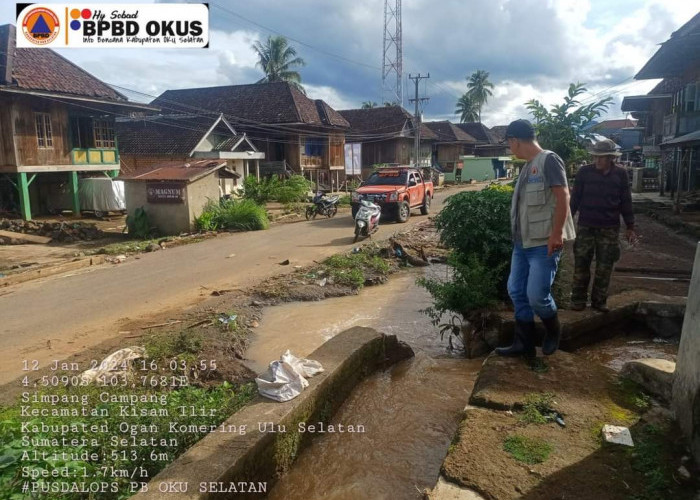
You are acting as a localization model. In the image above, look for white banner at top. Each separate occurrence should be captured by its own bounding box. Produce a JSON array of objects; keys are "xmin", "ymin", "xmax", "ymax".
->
[{"xmin": 16, "ymin": 3, "xmax": 209, "ymax": 48}]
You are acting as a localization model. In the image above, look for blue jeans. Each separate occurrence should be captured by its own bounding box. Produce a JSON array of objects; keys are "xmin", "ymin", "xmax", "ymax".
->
[{"xmin": 507, "ymin": 243, "xmax": 561, "ymax": 322}]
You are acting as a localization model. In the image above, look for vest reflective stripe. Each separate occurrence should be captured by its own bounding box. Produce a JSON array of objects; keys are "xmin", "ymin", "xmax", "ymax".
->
[{"xmin": 511, "ymin": 151, "xmax": 576, "ymax": 248}]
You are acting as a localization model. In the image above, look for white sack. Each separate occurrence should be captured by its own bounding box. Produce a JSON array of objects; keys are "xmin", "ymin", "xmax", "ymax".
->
[{"xmin": 256, "ymin": 350, "xmax": 324, "ymax": 402}]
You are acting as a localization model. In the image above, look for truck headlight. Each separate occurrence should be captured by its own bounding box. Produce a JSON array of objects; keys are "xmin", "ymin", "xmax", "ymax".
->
[{"xmin": 388, "ymin": 191, "xmax": 397, "ymax": 202}]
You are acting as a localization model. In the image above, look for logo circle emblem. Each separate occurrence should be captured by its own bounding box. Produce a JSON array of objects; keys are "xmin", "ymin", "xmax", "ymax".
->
[{"xmin": 21, "ymin": 7, "xmax": 60, "ymax": 45}]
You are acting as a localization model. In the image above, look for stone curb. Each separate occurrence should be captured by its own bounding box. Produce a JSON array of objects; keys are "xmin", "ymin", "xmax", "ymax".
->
[
  {"xmin": 0, "ymin": 255, "xmax": 107, "ymax": 287},
  {"xmin": 132, "ymin": 327, "xmax": 413, "ymax": 499}
]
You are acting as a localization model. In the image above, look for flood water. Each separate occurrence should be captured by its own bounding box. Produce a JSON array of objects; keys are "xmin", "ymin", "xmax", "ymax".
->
[
  {"xmin": 245, "ymin": 268, "xmax": 483, "ymax": 499},
  {"xmin": 576, "ymin": 330, "xmax": 678, "ymax": 372}
]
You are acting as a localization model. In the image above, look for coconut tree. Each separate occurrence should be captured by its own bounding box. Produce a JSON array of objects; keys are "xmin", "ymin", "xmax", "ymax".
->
[
  {"xmin": 466, "ymin": 69, "xmax": 494, "ymax": 122},
  {"xmin": 252, "ymin": 35, "xmax": 306, "ymax": 94},
  {"xmin": 455, "ymin": 92, "xmax": 478, "ymax": 123}
]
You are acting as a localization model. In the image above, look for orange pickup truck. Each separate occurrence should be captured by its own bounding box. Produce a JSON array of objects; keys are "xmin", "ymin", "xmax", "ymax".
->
[{"xmin": 351, "ymin": 167, "xmax": 433, "ymax": 222}]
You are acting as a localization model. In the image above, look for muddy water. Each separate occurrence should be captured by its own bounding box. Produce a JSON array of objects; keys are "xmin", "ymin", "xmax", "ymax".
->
[
  {"xmin": 246, "ymin": 268, "xmax": 482, "ymax": 500},
  {"xmin": 576, "ymin": 332, "xmax": 678, "ymax": 372}
]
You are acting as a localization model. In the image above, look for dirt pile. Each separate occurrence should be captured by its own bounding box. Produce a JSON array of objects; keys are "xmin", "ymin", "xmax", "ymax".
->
[{"xmin": 0, "ymin": 219, "xmax": 103, "ymax": 244}]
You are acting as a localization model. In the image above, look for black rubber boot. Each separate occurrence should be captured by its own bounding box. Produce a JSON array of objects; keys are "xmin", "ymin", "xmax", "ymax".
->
[
  {"xmin": 496, "ymin": 320, "xmax": 536, "ymax": 358},
  {"xmin": 541, "ymin": 314, "xmax": 561, "ymax": 356}
]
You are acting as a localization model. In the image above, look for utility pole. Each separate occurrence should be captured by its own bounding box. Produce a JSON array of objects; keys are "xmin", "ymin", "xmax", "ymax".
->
[{"xmin": 408, "ymin": 73, "xmax": 430, "ymax": 168}]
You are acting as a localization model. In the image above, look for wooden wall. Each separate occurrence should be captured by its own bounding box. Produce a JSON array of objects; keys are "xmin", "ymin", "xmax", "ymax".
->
[
  {"xmin": 0, "ymin": 95, "xmax": 16, "ymax": 167},
  {"xmin": 11, "ymin": 95, "xmax": 72, "ymax": 167}
]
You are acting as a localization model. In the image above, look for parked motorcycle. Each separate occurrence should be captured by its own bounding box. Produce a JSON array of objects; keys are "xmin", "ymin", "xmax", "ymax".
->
[
  {"xmin": 305, "ymin": 192, "xmax": 340, "ymax": 220},
  {"xmin": 353, "ymin": 199, "xmax": 381, "ymax": 242}
]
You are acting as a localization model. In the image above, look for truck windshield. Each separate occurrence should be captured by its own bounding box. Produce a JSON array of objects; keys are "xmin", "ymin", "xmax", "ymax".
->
[{"xmin": 363, "ymin": 171, "xmax": 408, "ymax": 186}]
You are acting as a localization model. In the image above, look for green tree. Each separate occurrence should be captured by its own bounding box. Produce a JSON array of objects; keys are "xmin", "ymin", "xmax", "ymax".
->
[
  {"xmin": 361, "ymin": 101, "xmax": 378, "ymax": 109},
  {"xmin": 466, "ymin": 69, "xmax": 494, "ymax": 122},
  {"xmin": 252, "ymin": 35, "xmax": 306, "ymax": 94},
  {"xmin": 455, "ymin": 92, "xmax": 479, "ymax": 123},
  {"xmin": 525, "ymin": 82, "xmax": 612, "ymax": 165}
]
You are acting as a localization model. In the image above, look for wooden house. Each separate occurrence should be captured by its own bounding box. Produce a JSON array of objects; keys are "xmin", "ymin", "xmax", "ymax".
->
[
  {"xmin": 0, "ymin": 24, "xmax": 156, "ymax": 220},
  {"xmin": 150, "ymin": 82, "xmax": 350, "ymax": 190}
]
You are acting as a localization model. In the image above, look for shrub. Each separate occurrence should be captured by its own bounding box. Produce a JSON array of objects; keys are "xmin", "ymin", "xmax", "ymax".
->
[
  {"xmin": 195, "ymin": 199, "xmax": 269, "ymax": 232},
  {"xmin": 126, "ymin": 206, "xmax": 151, "ymax": 239},
  {"xmin": 243, "ymin": 175, "xmax": 312, "ymax": 204}
]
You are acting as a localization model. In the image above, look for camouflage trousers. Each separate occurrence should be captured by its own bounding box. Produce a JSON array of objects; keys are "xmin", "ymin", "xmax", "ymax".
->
[{"xmin": 571, "ymin": 226, "xmax": 621, "ymax": 307}]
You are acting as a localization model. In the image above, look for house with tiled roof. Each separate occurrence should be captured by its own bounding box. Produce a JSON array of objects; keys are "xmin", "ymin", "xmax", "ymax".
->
[
  {"xmin": 0, "ymin": 24, "xmax": 156, "ymax": 220},
  {"xmin": 338, "ymin": 106, "xmax": 436, "ymax": 177},
  {"xmin": 151, "ymin": 82, "xmax": 350, "ymax": 190},
  {"xmin": 115, "ymin": 113, "xmax": 263, "ymax": 195},
  {"xmin": 454, "ymin": 122, "xmax": 508, "ymax": 157},
  {"xmin": 423, "ymin": 121, "xmax": 478, "ymax": 175}
]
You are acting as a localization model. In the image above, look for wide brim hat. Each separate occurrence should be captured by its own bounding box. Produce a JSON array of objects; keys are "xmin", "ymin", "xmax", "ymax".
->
[{"xmin": 590, "ymin": 139, "xmax": 622, "ymax": 157}]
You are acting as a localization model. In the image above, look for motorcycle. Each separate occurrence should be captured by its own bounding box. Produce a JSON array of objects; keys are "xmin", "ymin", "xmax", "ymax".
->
[
  {"xmin": 305, "ymin": 192, "xmax": 340, "ymax": 220},
  {"xmin": 353, "ymin": 199, "xmax": 381, "ymax": 242}
]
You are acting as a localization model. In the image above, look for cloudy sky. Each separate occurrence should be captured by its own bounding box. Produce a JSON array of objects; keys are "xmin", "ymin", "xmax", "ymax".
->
[{"xmin": 3, "ymin": 1, "xmax": 698, "ymax": 127}]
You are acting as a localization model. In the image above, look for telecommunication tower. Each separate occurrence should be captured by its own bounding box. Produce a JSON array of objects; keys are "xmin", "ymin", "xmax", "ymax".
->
[{"xmin": 382, "ymin": 0, "xmax": 402, "ymax": 106}]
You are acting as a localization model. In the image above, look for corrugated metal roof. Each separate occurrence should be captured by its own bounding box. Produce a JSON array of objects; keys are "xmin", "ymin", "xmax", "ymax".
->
[{"xmin": 121, "ymin": 160, "xmax": 226, "ymax": 182}]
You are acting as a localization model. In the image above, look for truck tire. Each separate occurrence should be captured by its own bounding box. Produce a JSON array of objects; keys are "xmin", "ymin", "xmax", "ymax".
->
[
  {"xmin": 396, "ymin": 200, "xmax": 410, "ymax": 223},
  {"xmin": 420, "ymin": 194, "xmax": 431, "ymax": 215}
]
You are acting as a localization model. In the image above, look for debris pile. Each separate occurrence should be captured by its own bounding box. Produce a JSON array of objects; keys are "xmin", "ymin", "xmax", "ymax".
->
[{"xmin": 0, "ymin": 219, "xmax": 103, "ymax": 244}]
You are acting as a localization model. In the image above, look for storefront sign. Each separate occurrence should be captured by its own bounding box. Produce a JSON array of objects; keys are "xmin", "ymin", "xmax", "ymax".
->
[{"xmin": 146, "ymin": 182, "xmax": 185, "ymax": 203}]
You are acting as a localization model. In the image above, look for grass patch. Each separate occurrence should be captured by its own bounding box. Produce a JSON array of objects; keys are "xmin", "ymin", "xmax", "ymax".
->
[
  {"xmin": 519, "ymin": 392, "xmax": 556, "ymax": 424},
  {"xmin": 0, "ymin": 381, "xmax": 256, "ymax": 498},
  {"xmin": 611, "ymin": 377, "xmax": 651, "ymax": 413},
  {"xmin": 95, "ymin": 238, "xmax": 160, "ymax": 255},
  {"xmin": 338, "ymin": 194, "xmax": 352, "ymax": 206},
  {"xmin": 628, "ymin": 423, "xmax": 672, "ymax": 500},
  {"xmin": 503, "ymin": 434, "xmax": 552, "ymax": 464},
  {"xmin": 527, "ymin": 357, "xmax": 550, "ymax": 373},
  {"xmin": 322, "ymin": 250, "xmax": 391, "ymax": 289},
  {"xmin": 145, "ymin": 330, "xmax": 204, "ymax": 361},
  {"xmin": 195, "ymin": 199, "xmax": 269, "ymax": 232}
]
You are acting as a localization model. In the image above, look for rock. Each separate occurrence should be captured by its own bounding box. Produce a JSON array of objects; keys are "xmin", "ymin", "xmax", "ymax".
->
[
  {"xmin": 145, "ymin": 243, "xmax": 161, "ymax": 252},
  {"xmin": 249, "ymin": 320, "xmax": 259, "ymax": 328},
  {"xmin": 602, "ymin": 425, "xmax": 635, "ymax": 447},
  {"xmin": 621, "ymin": 358, "xmax": 675, "ymax": 403},
  {"xmin": 383, "ymin": 337, "xmax": 415, "ymax": 366},
  {"xmin": 279, "ymin": 259, "xmax": 290, "ymax": 265},
  {"xmin": 251, "ymin": 300, "xmax": 263, "ymax": 307},
  {"xmin": 677, "ymin": 465, "xmax": 691, "ymax": 481}
]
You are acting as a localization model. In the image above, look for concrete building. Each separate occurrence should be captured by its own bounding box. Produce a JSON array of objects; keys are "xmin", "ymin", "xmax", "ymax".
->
[{"xmin": 120, "ymin": 160, "xmax": 231, "ymax": 235}]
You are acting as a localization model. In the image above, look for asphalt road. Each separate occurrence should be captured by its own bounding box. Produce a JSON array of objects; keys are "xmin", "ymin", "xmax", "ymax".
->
[{"xmin": 0, "ymin": 186, "xmax": 473, "ymax": 385}]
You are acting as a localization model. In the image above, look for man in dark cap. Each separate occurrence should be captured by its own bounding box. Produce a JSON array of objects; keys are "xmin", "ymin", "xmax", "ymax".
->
[
  {"xmin": 496, "ymin": 119, "xmax": 576, "ymax": 358},
  {"xmin": 570, "ymin": 139, "xmax": 636, "ymax": 312}
]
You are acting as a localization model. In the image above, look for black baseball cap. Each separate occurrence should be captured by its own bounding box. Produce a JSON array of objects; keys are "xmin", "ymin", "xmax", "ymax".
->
[{"xmin": 503, "ymin": 119, "xmax": 535, "ymax": 141}]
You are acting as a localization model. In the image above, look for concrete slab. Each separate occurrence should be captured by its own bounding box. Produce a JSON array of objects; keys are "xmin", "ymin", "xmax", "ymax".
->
[
  {"xmin": 132, "ymin": 327, "xmax": 413, "ymax": 499},
  {"xmin": 621, "ymin": 358, "xmax": 676, "ymax": 402}
]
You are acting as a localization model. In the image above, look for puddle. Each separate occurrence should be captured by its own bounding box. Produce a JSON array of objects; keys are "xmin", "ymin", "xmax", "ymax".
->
[
  {"xmin": 576, "ymin": 331, "xmax": 678, "ymax": 372},
  {"xmin": 247, "ymin": 267, "xmax": 480, "ymax": 499}
]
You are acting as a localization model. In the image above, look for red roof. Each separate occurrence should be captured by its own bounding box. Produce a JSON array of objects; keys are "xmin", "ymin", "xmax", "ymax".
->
[{"xmin": 120, "ymin": 160, "xmax": 226, "ymax": 182}]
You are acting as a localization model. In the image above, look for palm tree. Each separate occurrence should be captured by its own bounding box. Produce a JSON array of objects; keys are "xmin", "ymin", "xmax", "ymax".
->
[
  {"xmin": 466, "ymin": 69, "xmax": 494, "ymax": 122},
  {"xmin": 252, "ymin": 35, "xmax": 306, "ymax": 94},
  {"xmin": 361, "ymin": 101, "xmax": 378, "ymax": 109},
  {"xmin": 455, "ymin": 92, "xmax": 478, "ymax": 123}
]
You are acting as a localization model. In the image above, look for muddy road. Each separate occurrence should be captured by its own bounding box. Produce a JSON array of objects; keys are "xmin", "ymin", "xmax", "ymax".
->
[{"xmin": 0, "ymin": 187, "xmax": 474, "ymax": 385}]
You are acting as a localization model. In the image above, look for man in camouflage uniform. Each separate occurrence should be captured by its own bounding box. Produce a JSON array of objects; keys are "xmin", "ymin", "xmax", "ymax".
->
[{"xmin": 570, "ymin": 139, "xmax": 637, "ymax": 312}]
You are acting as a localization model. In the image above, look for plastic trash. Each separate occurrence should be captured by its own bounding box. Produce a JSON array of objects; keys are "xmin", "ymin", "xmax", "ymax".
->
[
  {"xmin": 79, "ymin": 346, "xmax": 145, "ymax": 384},
  {"xmin": 256, "ymin": 350, "xmax": 324, "ymax": 402},
  {"xmin": 218, "ymin": 314, "xmax": 237, "ymax": 325}
]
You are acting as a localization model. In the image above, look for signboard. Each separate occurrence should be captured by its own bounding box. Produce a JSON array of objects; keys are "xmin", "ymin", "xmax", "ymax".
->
[
  {"xmin": 146, "ymin": 182, "xmax": 185, "ymax": 204},
  {"xmin": 344, "ymin": 143, "xmax": 362, "ymax": 175},
  {"xmin": 259, "ymin": 162, "xmax": 287, "ymax": 176}
]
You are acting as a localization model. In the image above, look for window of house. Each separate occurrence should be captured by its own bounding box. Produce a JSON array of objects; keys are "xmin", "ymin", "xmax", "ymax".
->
[
  {"xmin": 684, "ymin": 83, "xmax": 697, "ymax": 112},
  {"xmin": 304, "ymin": 137, "xmax": 324, "ymax": 157},
  {"xmin": 35, "ymin": 113, "xmax": 53, "ymax": 148},
  {"xmin": 93, "ymin": 119, "xmax": 115, "ymax": 148}
]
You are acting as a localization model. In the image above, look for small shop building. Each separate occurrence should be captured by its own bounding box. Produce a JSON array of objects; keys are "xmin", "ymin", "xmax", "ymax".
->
[{"xmin": 120, "ymin": 160, "xmax": 233, "ymax": 235}]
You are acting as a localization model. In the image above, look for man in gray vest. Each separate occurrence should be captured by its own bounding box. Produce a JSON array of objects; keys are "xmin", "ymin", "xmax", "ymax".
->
[{"xmin": 496, "ymin": 119, "xmax": 576, "ymax": 358}]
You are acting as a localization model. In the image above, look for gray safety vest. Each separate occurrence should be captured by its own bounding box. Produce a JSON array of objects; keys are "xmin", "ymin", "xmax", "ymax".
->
[{"xmin": 511, "ymin": 151, "xmax": 576, "ymax": 248}]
